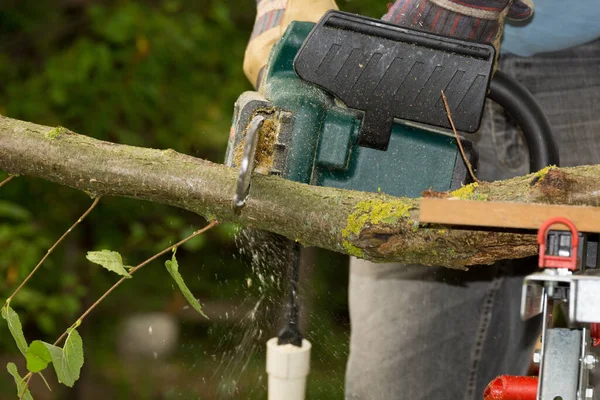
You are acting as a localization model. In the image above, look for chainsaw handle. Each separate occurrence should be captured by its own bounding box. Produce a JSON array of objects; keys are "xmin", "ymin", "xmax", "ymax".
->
[{"xmin": 488, "ymin": 70, "xmax": 560, "ymax": 172}]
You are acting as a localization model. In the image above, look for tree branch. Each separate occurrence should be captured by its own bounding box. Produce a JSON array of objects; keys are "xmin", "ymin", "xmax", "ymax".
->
[{"xmin": 1, "ymin": 115, "xmax": 599, "ymax": 269}]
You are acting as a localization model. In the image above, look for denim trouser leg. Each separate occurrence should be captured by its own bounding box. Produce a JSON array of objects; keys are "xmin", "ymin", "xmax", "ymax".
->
[
  {"xmin": 345, "ymin": 38, "xmax": 600, "ymax": 400},
  {"xmin": 345, "ymin": 260, "xmax": 540, "ymax": 400}
]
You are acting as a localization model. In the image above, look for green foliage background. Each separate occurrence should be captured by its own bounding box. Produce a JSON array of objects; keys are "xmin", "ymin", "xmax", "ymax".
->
[{"xmin": 0, "ymin": 1, "xmax": 386, "ymax": 398}]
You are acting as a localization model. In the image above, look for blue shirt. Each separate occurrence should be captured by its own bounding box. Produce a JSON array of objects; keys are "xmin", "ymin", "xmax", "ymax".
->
[{"xmin": 502, "ymin": 0, "xmax": 600, "ymax": 56}]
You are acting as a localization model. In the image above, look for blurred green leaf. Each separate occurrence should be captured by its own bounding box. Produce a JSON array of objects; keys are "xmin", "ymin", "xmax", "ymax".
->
[
  {"xmin": 165, "ymin": 249, "xmax": 207, "ymax": 319},
  {"xmin": 2, "ymin": 305, "xmax": 28, "ymax": 355},
  {"xmin": 0, "ymin": 201, "xmax": 31, "ymax": 221},
  {"xmin": 215, "ymin": 223, "xmax": 239, "ymax": 241},
  {"xmin": 181, "ymin": 227, "xmax": 206, "ymax": 251},
  {"xmin": 36, "ymin": 312, "xmax": 56, "ymax": 335},
  {"xmin": 162, "ymin": 0, "xmax": 182, "ymax": 13},
  {"xmin": 93, "ymin": 3, "xmax": 139, "ymax": 44},
  {"xmin": 86, "ymin": 250, "xmax": 132, "ymax": 278},
  {"xmin": 6, "ymin": 363, "xmax": 33, "ymax": 400},
  {"xmin": 26, "ymin": 340, "xmax": 52, "ymax": 373},
  {"xmin": 10, "ymin": 288, "xmax": 45, "ymax": 312},
  {"xmin": 43, "ymin": 328, "xmax": 84, "ymax": 387}
]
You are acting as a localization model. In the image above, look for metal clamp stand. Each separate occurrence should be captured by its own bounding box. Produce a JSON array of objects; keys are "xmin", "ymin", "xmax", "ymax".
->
[{"xmin": 485, "ymin": 217, "xmax": 600, "ymax": 400}]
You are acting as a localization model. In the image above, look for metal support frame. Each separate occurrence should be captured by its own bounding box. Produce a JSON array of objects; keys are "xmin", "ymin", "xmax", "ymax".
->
[{"xmin": 520, "ymin": 262, "xmax": 599, "ymax": 399}]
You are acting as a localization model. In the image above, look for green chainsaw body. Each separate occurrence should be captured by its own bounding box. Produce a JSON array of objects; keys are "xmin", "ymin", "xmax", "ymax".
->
[{"xmin": 225, "ymin": 21, "xmax": 476, "ymax": 198}]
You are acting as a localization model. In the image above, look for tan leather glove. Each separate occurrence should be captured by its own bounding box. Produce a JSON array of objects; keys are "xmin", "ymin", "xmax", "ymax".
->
[{"xmin": 244, "ymin": 0, "xmax": 339, "ymax": 88}]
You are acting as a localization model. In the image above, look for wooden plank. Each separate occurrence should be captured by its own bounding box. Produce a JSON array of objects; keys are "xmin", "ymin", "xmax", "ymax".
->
[{"xmin": 419, "ymin": 199, "xmax": 600, "ymax": 232}]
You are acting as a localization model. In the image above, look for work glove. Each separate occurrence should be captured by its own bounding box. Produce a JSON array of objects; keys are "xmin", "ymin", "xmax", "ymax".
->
[
  {"xmin": 244, "ymin": 0, "xmax": 534, "ymax": 88},
  {"xmin": 244, "ymin": 0, "xmax": 339, "ymax": 88}
]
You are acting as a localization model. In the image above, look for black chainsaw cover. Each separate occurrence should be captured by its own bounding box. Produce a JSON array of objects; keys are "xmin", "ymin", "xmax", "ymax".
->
[{"xmin": 294, "ymin": 11, "xmax": 495, "ymax": 150}]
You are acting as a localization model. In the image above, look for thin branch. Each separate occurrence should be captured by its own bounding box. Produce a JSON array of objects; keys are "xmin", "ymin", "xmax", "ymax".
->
[
  {"xmin": 16, "ymin": 370, "xmax": 50, "ymax": 399},
  {"xmin": 18, "ymin": 373, "xmax": 32, "ymax": 400},
  {"xmin": 0, "ymin": 175, "xmax": 15, "ymax": 188},
  {"xmin": 440, "ymin": 90, "xmax": 481, "ymax": 184},
  {"xmin": 4, "ymin": 197, "xmax": 101, "ymax": 308},
  {"xmin": 53, "ymin": 220, "xmax": 219, "ymax": 346},
  {"xmin": 38, "ymin": 372, "xmax": 52, "ymax": 392}
]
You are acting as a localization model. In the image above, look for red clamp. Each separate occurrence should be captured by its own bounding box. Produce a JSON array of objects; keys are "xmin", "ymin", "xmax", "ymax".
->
[
  {"xmin": 484, "ymin": 375, "xmax": 538, "ymax": 400},
  {"xmin": 591, "ymin": 323, "xmax": 600, "ymax": 347},
  {"xmin": 537, "ymin": 217, "xmax": 579, "ymax": 271}
]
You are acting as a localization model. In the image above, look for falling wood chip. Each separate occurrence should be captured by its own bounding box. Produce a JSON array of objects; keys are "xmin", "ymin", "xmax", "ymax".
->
[{"xmin": 420, "ymin": 199, "xmax": 600, "ymax": 232}]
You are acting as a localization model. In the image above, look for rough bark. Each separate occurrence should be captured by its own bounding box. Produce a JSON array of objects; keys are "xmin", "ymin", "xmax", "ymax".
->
[{"xmin": 1, "ymin": 115, "xmax": 600, "ymax": 269}]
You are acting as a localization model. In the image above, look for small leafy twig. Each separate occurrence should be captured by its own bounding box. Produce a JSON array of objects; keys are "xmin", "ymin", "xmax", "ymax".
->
[
  {"xmin": 16, "ymin": 370, "xmax": 51, "ymax": 400},
  {"xmin": 4, "ymin": 197, "xmax": 101, "ymax": 308},
  {"xmin": 18, "ymin": 373, "xmax": 32, "ymax": 400},
  {"xmin": 54, "ymin": 220, "xmax": 219, "ymax": 346},
  {"xmin": 0, "ymin": 175, "xmax": 16, "ymax": 188},
  {"xmin": 15, "ymin": 221, "xmax": 218, "ymax": 398},
  {"xmin": 440, "ymin": 90, "xmax": 481, "ymax": 184}
]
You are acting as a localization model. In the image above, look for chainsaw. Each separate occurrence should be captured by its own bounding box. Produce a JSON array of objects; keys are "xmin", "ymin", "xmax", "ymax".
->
[
  {"xmin": 225, "ymin": 10, "xmax": 560, "ymax": 399},
  {"xmin": 226, "ymin": 10, "xmax": 558, "ymax": 200}
]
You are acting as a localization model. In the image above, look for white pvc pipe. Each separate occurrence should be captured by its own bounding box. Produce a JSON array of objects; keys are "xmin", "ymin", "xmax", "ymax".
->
[{"xmin": 266, "ymin": 337, "xmax": 312, "ymax": 400}]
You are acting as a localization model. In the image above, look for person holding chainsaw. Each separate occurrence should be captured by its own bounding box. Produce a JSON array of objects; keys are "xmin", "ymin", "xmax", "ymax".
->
[
  {"xmin": 244, "ymin": 0, "xmax": 533, "ymax": 88},
  {"xmin": 244, "ymin": 0, "xmax": 600, "ymax": 399}
]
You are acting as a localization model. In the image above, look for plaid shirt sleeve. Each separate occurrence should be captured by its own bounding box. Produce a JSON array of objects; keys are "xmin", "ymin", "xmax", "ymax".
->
[{"xmin": 383, "ymin": 0, "xmax": 533, "ymax": 44}]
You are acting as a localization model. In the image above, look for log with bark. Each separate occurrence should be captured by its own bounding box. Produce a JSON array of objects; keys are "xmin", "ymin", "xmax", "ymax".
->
[{"xmin": 1, "ymin": 115, "xmax": 599, "ymax": 269}]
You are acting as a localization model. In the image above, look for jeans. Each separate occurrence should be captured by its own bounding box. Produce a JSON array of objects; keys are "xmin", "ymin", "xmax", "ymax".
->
[{"xmin": 345, "ymin": 38, "xmax": 600, "ymax": 400}]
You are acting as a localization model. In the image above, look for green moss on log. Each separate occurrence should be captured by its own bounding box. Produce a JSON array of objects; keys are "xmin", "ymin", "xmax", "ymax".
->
[
  {"xmin": 45, "ymin": 126, "xmax": 63, "ymax": 140},
  {"xmin": 450, "ymin": 182, "xmax": 488, "ymax": 201},
  {"xmin": 342, "ymin": 198, "xmax": 414, "ymax": 238},
  {"xmin": 533, "ymin": 165, "xmax": 558, "ymax": 181}
]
